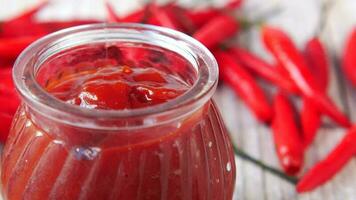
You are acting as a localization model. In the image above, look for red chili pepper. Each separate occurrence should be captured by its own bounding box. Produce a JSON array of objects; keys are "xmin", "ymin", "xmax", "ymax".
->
[
  {"xmin": 0, "ymin": 67, "xmax": 16, "ymax": 97},
  {"xmin": 2, "ymin": 20, "xmax": 100, "ymax": 38},
  {"xmin": 0, "ymin": 67, "xmax": 23, "ymax": 143},
  {"xmin": 300, "ymin": 98, "xmax": 321, "ymax": 147},
  {"xmin": 0, "ymin": 0, "xmax": 48, "ymax": 37},
  {"xmin": 301, "ymin": 37, "xmax": 329, "ymax": 147},
  {"xmin": 184, "ymin": 0, "xmax": 243, "ymax": 30},
  {"xmin": 225, "ymin": 0, "xmax": 244, "ymax": 10},
  {"xmin": 194, "ymin": 14, "xmax": 238, "ymax": 49},
  {"xmin": 262, "ymin": 25, "xmax": 350, "ymax": 127},
  {"xmin": 0, "ymin": 112, "xmax": 13, "ymax": 143},
  {"xmin": 105, "ymin": 1, "xmax": 147, "ymax": 23},
  {"xmin": 214, "ymin": 50, "xmax": 273, "ymax": 123},
  {"xmin": 0, "ymin": 96, "xmax": 19, "ymax": 115},
  {"xmin": 120, "ymin": 8, "xmax": 148, "ymax": 23},
  {"xmin": 272, "ymin": 91, "xmax": 304, "ymax": 175},
  {"xmin": 304, "ymin": 37, "xmax": 329, "ymax": 91},
  {"xmin": 164, "ymin": 4, "xmax": 196, "ymax": 34},
  {"xmin": 0, "ymin": 67, "xmax": 20, "ymax": 117},
  {"xmin": 185, "ymin": 9, "xmax": 221, "ymax": 28},
  {"xmin": 0, "ymin": 1, "xmax": 48, "ymax": 37},
  {"xmin": 297, "ymin": 126, "xmax": 356, "ymax": 192},
  {"xmin": 148, "ymin": 3, "xmax": 180, "ymax": 30},
  {"xmin": 0, "ymin": 36, "xmax": 41, "ymax": 60},
  {"xmin": 229, "ymin": 47, "xmax": 299, "ymax": 94},
  {"xmin": 105, "ymin": 1, "xmax": 120, "ymax": 22},
  {"xmin": 342, "ymin": 28, "xmax": 356, "ymax": 88}
]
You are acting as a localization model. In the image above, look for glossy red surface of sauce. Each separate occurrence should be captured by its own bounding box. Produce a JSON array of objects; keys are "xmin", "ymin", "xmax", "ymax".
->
[{"xmin": 45, "ymin": 65, "xmax": 189, "ymax": 109}]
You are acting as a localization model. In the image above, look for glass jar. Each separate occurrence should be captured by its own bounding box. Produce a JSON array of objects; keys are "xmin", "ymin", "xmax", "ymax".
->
[{"xmin": 1, "ymin": 24, "xmax": 236, "ymax": 200}]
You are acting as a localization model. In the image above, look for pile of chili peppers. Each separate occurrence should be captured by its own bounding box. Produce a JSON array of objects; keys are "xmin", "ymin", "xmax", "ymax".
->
[{"xmin": 1, "ymin": 0, "xmax": 356, "ymax": 194}]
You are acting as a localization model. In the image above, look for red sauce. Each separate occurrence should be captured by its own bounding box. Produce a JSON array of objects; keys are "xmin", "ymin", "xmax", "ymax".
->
[
  {"xmin": 2, "ymin": 45, "xmax": 235, "ymax": 200},
  {"xmin": 45, "ymin": 65, "xmax": 189, "ymax": 109}
]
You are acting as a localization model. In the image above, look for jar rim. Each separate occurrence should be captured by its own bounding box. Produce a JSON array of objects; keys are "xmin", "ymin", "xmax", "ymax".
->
[{"xmin": 13, "ymin": 23, "xmax": 218, "ymax": 129}]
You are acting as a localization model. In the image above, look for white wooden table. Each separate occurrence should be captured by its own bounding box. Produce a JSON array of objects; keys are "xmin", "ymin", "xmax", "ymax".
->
[{"xmin": 1, "ymin": 0, "xmax": 356, "ymax": 199}]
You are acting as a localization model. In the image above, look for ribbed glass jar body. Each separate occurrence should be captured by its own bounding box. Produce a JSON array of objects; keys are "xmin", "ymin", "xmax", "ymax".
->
[{"xmin": 1, "ymin": 24, "xmax": 236, "ymax": 200}]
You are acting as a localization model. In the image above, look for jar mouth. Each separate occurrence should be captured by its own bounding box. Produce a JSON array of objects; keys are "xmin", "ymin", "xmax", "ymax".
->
[{"xmin": 13, "ymin": 23, "xmax": 218, "ymax": 130}]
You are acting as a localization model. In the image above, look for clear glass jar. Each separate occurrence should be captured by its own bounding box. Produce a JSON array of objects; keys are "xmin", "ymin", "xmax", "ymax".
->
[{"xmin": 1, "ymin": 24, "xmax": 236, "ymax": 200}]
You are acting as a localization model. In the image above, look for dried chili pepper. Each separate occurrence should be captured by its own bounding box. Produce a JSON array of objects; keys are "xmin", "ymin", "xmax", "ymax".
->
[
  {"xmin": 297, "ymin": 126, "xmax": 356, "ymax": 192},
  {"xmin": 230, "ymin": 47, "xmax": 298, "ymax": 94},
  {"xmin": 272, "ymin": 91, "xmax": 304, "ymax": 175},
  {"xmin": 194, "ymin": 14, "xmax": 238, "ymax": 49},
  {"xmin": 214, "ymin": 50, "xmax": 273, "ymax": 123},
  {"xmin": 262, "ymin": 25, "xmax": 350, "ymax": 127},
  {"xmin": 342, "ymin": 28, "xmax": 356, "ymax": 88}
]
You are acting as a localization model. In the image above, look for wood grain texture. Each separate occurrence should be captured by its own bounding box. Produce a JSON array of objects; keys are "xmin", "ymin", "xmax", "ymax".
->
[{"xmin": 1, "ymin": 0, "xmax": 356, "ymax": 199}]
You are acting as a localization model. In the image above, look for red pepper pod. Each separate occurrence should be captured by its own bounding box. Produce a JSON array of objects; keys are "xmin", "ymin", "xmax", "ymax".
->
[
  {"xmin": 300, "ymin": 97, "xmax": 321, "ymax": 147},
  {"xmin": 0, "ymin": 68, "xmax": 19, "ymax": 111},
  {"xmin": 193, "ymin": 14, "xmax": 238, "ymax": 49},
  {"xmin": 342, "ymin": 28, "xmax": 356, "ymax": 88},
  {"xmin": 105, "ymin": 1, "xmax": 147, "ymax": 23},
  {"xmin": 272, "ymin": 91, "xmax": 304, "ymax": 175},
  {"xmin": 0, "ymin": 36, "xmax": 40, "ymax": 60},
  {"xmin": 3, "ymin": 20, "xmax": 100, "ymax": 39},
  {"xmin": 297, "ymin": 126, "xmax": 356, "ymax": 193},
  {"xmin": 148, "ymin": 3, "xmax": 181, "ymax": 30},
  {"xmin": 304, "ymin": 37, "xmax": 329, "ymax": 91},
  {"xmin": 0, "ymin": 112, "xmax": 13, "ymax": 143},
  {"xmin": 0, "ymin": 96, "xmax": 20, "ymax": 115},
  {"xmin": 310, "ymin": 91, "xmax": 350, "ymax": 127},
  {"xmin": 262, "ymin": 25, "xmax": 350, "ymax": 127},
  {"xmin": 105, "ymin": 1, "xmax": 120, "ymax": 22},
  {"xmin": 261, "ymin": 26, "xmax": 319, "ymax": 93},
  {"xmin": 185, "ymin": 9, "xmax": 221, "ymax": 28},
  {"xmin": 300, "ymin": 37, "xmax": 329, "ymax": 147},
  {"xmin": 0, "ymin": 1, "xmax": 48, "ymax": 37},
  {"xmin": 229, "ymin": 47, "xmax": 299, "ymax": 93},
  {"xmin": 225, "ymin": 0, "xmax": 244, "ymax": 10},
  {"xmin": 118, "ymin": 8, "xmax": 147, "ymax": 23},
  {"xmin": 214, "ymin": 50, "xmax": 273, "ymax": 123}
]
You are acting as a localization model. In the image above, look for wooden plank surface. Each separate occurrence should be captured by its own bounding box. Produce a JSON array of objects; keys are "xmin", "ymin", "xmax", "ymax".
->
[{"xmin": 1, "ymin": 0, "xmax": 356, "ymax": 199}]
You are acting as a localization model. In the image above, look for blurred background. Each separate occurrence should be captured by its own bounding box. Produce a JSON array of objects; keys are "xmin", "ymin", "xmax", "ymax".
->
[{"xmin": 1, "ymin": 0, "xmax": 356, "ymax": 199}]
